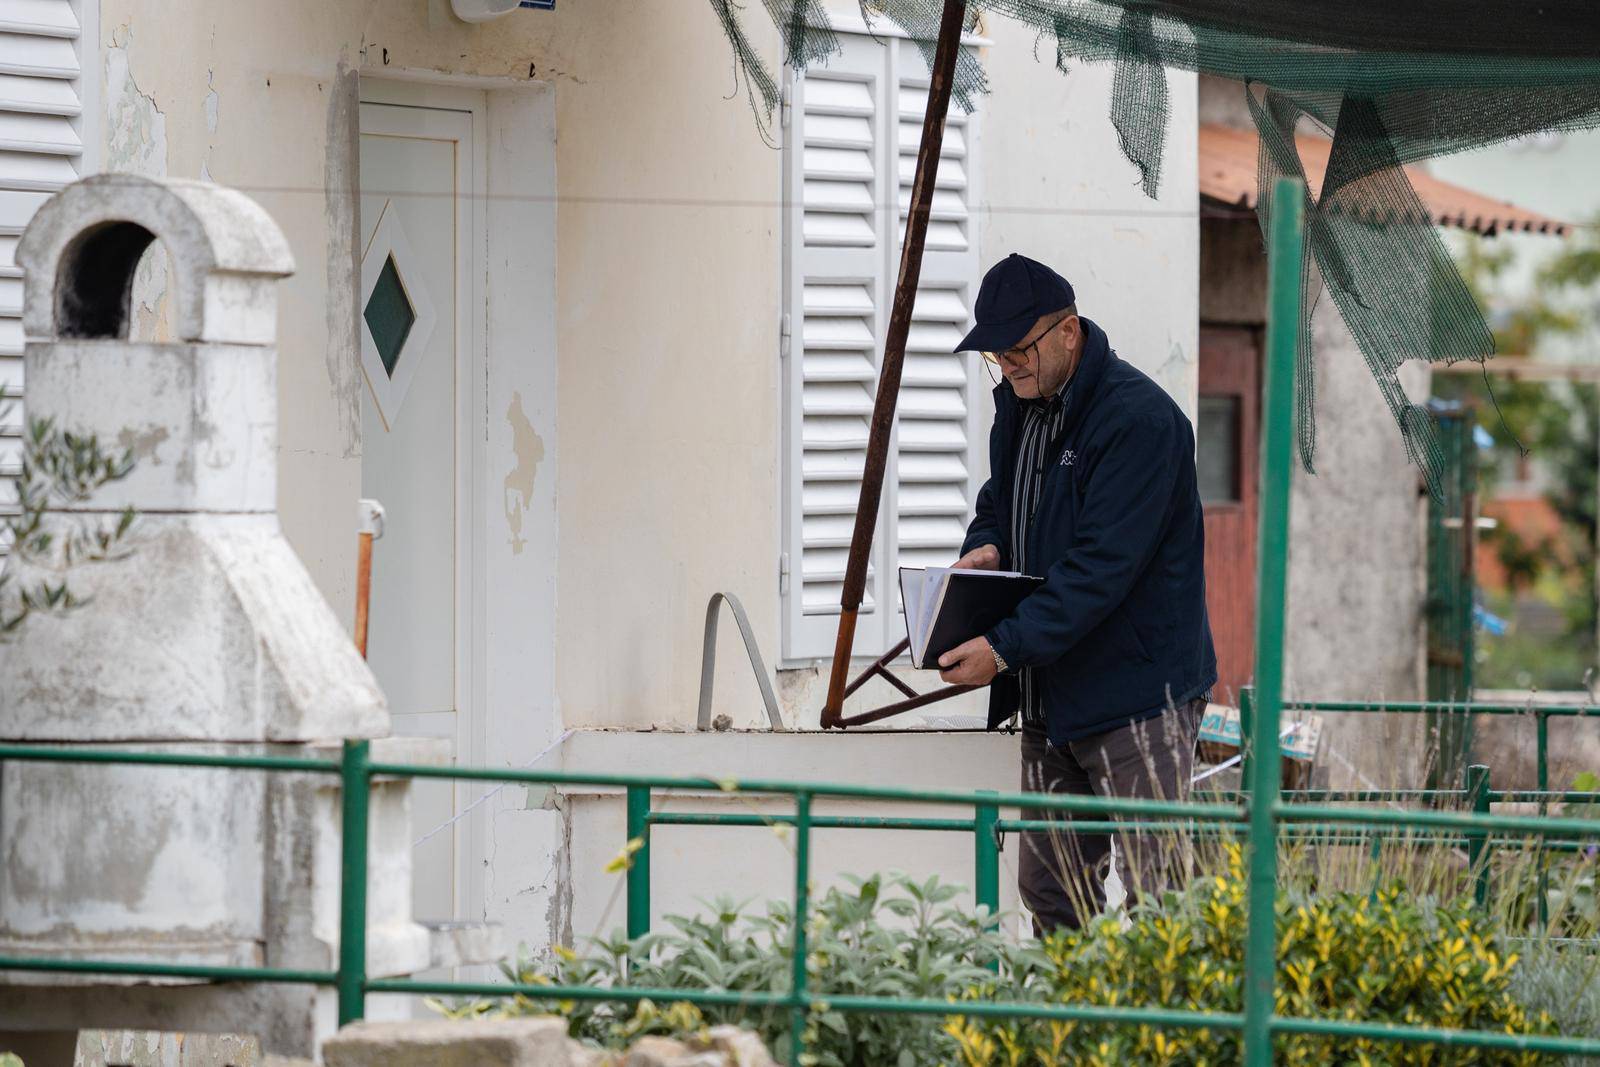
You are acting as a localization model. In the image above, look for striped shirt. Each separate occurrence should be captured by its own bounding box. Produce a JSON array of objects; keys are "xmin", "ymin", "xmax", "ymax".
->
[{"xmin": 1009, "ymin": 384, "xmax": 1072, "ymax": 725}]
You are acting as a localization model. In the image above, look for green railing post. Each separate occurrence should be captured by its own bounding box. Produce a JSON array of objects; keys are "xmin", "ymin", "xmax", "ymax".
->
[
  {"xmin": 1239, "ymin": 686, "xmax": 1255, "ymax": 782},
  {"xmin": 626, "ymin": 785, "xmax": 652, "ymax": 940},
  {"xmin": 337, "ymin": 739, "xmax": 372, "ymax": 1027},
  {"xmin": 1536, "ymin": 712, "xmax": 1549, "ymax": 794},
  {"xmin": 1466, "ymin": 763, "xmax": 1491, "ymax": 909},
  {"xmin": 1537, "ymin": 712, "xmax": 1549, "ymax": 927},
  {"xmin": 790, "ymin": 791, "xmax": 814, "ymax": 1067},
  {"xmin": 975, "ymin": 791, "xmax": 1000, "ymax": 971},
  {"xmin": 1241, "ymin": 176, "xmax": 1305, "ymax": 1067}
]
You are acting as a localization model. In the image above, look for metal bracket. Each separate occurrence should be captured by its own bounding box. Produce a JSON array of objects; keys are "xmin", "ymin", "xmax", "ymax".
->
[
  {"xmin": 823, "ymin": 636, "xmax": 977, "ymax": 728},
  {"xmin": 697, "ymin": 592, "xmax": 786, "ymax": 731},
  {"xmin": 358, "ymin": 498, "xmax": 386, "ymax": 540}
]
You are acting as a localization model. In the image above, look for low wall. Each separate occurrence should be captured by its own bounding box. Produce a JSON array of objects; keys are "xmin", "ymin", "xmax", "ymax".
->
[{"xmin": 549, "ymin": 730, "xmax": 1025, "ymax": 956}]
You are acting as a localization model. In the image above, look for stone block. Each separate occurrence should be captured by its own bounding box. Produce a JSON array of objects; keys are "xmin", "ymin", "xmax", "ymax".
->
[
  {"xmin": 0, "ymin": 516, "xmax": 386, "ymax": 742},
  {"xmin": 318, "ymin": 1020, "xmax": 778, "ymax": 1067},
  {"xmin": 74, "ymin": 1029, "xmax": 262, "ymax": 1066},
  {"xmin": 321, "ymin": 1019, "xmax": 572, "ymax": 1067},
  {"xmin": 700, "ymin": 1028, "xmax": 775, "ymax": 1067},
  {"xmin": 620, "ymin": 1037, "xmax": 720, "ymax": 1067},
  {"xmin": 16, "ymin": 175, "xmax": 293, "ymax": 347},
  {"xmin": 24, "ymin": 340, "xmax": 278, "ymax": 514},
  {"xmin": 0, "ymin": 750, "xmax": 267, "ymax": 980}
]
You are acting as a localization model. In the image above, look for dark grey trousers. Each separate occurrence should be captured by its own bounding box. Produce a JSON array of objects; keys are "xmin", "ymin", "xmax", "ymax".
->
[{"xmin": 1017, "ymin": 698, "xmax": 1204, "ymax": 935}]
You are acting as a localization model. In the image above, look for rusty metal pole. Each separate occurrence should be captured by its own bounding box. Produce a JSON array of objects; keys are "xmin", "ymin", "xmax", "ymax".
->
[
  {"xmin": 354, "ymin": 498, "xmax": 385, "ymax": 659},
  {"xmin": 821, "ymin": 0, "xmax": 968, "ymax": 729},
  {"xmin": 355, "ymin": 534, "xmax": 374, "ymax": 658}
]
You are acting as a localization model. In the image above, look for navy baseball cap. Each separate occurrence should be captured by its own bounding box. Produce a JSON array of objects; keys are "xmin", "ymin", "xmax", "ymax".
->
[{"xmin": 955, "ymin": 253, "xmax": 1076, "ymax": 353}]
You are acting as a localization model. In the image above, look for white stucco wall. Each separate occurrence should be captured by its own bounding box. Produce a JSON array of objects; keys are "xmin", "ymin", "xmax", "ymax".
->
[{"xmin": 977, "ymin": 18, "xmax": 1200, "ymax": 419}]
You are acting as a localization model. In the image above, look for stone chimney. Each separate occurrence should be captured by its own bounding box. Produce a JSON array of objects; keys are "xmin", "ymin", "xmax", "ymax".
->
[{"xmin": 0, "ymin": 176, "xmax": 483, "ymax": 1060}]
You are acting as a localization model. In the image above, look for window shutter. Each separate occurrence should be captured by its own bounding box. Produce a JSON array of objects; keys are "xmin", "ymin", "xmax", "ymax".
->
[
  {"xmin": 0, "ymin": 0, "xmax": 88, "ymax": 544},
  {"xmin": 781, "ymin": 31, "xmax": 982, "ymax": 663},
  {"xmin": 783, "ymin": 35, "xmax": 888, "ymax": 660},
  {"xmin": 892, "ymin": 39, "xmax": 980, "ymax": 583}
]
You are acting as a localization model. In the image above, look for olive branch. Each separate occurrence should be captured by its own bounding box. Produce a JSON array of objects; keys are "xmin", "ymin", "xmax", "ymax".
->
[{"xmin": 0, "ymin": 386, "xmax": 138, "ymax": 638}]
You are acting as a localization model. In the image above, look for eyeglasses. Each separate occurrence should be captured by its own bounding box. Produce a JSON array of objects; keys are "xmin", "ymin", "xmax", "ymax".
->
[{"xmin": 980, "ymin": 316, "xmax": 1069, "ymax": 367}]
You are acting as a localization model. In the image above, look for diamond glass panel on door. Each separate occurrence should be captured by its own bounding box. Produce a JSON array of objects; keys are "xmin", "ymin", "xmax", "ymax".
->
[
  {"xmin": 365, "ymin": 254, "xmax": 417, "ymax": 378},
  {"xmin": 359, "ymin": 198, "xmax": 438, "ymax": 427}
]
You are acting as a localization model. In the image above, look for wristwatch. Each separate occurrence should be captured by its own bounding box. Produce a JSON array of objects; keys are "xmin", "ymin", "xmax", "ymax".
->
[{"xmin": 990, "ymin": 644, "xmax": 1009, "ymax": 674}]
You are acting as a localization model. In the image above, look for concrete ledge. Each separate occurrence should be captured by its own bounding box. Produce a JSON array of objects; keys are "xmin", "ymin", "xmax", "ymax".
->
[
  {"xmin": 422, "ymin": 920, "xmax": 505, "ymax": 970},
  {"xmin": 553, "ymin": 728, "xmax": 1017, "ymax": 795}
]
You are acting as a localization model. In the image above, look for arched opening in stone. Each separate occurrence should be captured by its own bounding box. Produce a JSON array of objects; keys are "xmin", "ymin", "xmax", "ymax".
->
[{"xmin": 54, "ymin": 220, "xmax": 162, "ymax": 339}]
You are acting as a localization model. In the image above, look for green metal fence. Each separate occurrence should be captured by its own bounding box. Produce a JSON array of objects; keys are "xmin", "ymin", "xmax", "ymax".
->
[
  {"xmin": 1426, "ymin": 405, "xmax": 1480, "ymax": 787},
  {"xmin": 2, "ymin": 177, "xmax": 1599, "ymax": 1064},
  {"xmin": 2, "ymin": 740, "xmax": 1599, "ymax": 1063}
]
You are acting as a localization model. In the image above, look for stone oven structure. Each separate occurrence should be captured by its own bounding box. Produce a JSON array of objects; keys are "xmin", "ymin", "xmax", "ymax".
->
[{"xmin": 0, "ymin": 175, "xmax": 483, "ymax": 1058}]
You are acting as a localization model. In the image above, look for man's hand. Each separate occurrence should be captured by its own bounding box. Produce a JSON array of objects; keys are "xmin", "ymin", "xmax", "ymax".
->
[
  {"xmin": 939, "ymin": 636, "xmax": 999, "ymax": 686},
  {"xmin": 952, "ymin": 544, "xmax": 1000, "ymax": 571}
]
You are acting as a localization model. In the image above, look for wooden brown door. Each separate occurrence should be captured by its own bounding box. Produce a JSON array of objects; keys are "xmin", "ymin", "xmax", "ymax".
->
[{"xmin": 1198, "ymin": 325, "xmax": 1261, "ymax": 705}]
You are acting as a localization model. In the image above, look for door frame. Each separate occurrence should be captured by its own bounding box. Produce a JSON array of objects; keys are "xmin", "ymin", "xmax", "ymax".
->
[
  {"xmin": 358, "ymin": 81, "xmax": 490, "ymax": 919},
  {"xmin": 1198, "ymin": 323, "xmax": 1262, "ymax": 705},
  {"xmin": 355, "ymin": 72, "xmax": 560, "ymax": 940}
]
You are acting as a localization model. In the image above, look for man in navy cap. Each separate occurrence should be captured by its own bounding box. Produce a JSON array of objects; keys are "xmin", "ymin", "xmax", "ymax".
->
[{"xmin": 936, "ymin": 253, "xmax": 1216, "ymax": 933}]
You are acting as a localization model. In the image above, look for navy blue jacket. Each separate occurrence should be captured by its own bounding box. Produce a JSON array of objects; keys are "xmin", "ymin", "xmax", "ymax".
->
[{"xmin": 962, "ymin": 317, "xmax": 1217, "ymax": 745}]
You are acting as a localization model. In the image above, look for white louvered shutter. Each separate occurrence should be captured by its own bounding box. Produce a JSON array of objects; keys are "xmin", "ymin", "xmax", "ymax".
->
[
  {"xmin": 891, "ymin": 39, "xmax": 981, "ymax": 584},
  {"xmin": 782, "ymin": 35, "xmax": 888, "ymax": 659},
  {"xmin": 781, "ymin": 30, "xmax": 981, "ymax": 663},
  {"xmin": 0, "ymin": 0, "xmax": 90, "ymax": 544}
]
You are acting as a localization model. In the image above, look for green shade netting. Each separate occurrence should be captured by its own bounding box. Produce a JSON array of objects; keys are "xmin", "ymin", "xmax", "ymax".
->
[{"xmin": 713, "ymin": 0, "xmax": 1600, "ymax": 495}]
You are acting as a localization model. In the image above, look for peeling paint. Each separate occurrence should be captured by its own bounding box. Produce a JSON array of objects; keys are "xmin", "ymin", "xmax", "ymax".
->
[
  {"xmin": 324, "ymin": 58, "xmax": 363, "ymax": 458},
  {"xmin": 203, "ymin": 70, "xmax": 219, "ymax": 135},
  {"xmin": 200, "ymin": 68, "xmax": 219, "ymax": 184},
  {"xmin": 115, "ymin": 425, "xmax": 171, "ymax": 465},
  {"xmin": 106, "ymin": 24, "xmax": 172, "ymax": 343},
  {"xmin": 105, "ymin": 24, "xmax": 168, "ymax": 178},
  {"xmin": 503, "ymin": 391, "xmax": 545, "ymax": 555},
  {"xmin": 548, "ymin": 799, "xmax": 574, "ymax": 950}
]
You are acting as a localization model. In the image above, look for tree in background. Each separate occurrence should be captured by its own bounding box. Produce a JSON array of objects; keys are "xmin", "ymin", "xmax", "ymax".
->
[{"xmin": 1441, "ymin": 224, "xmax": 1600, "ymax": 689}]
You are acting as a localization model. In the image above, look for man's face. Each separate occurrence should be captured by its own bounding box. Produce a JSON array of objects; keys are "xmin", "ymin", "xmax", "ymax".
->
[{"xmin": 994, "ymin": 312, "xmax": 1082, "ymax": 400}]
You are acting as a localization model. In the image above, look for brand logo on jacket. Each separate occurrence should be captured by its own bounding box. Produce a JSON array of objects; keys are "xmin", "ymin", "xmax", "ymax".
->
[{"xmin": 1058, "ymin": 448, "xmax": 1077, "ymax": 467}]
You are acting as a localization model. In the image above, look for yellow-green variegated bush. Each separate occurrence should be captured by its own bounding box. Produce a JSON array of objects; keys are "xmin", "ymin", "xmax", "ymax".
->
[{"xmin": 947, "ymin": 842, "xmax": 1556, "ymax": 1067}]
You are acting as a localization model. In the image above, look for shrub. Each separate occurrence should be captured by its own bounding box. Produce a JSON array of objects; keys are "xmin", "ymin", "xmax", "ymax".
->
[
  {"xmin": 443, "ymin": 844, "xmax": 1565, "ymax": 1065},
  {"xmin": 1507, "ymin": 942, "xmax": 1600, "ymax": 1067},
  {"xmin": 947, "ymin": 842, "xmax": 1558, "ymax": 1067},
  {"xmin": 442, "ymin": 873, "xmax": 1003, "ymax": 1066}
]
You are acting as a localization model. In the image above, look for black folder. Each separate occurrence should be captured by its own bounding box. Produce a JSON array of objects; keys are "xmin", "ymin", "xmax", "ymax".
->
[{"xmin": 899, "ymin": 567, "xmax": 1045, "ymax": 669}]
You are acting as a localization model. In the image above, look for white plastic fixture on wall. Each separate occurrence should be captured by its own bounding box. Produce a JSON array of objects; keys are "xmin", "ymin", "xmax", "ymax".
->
[{"xmin": 450, "ymin": 0, "xmax": 521, "ymax": 22}]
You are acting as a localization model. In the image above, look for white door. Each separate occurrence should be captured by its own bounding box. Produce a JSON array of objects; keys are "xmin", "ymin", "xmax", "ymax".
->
[{"xmin": 358, "ymin": 96, "xmax": 485, "ymax": 924}]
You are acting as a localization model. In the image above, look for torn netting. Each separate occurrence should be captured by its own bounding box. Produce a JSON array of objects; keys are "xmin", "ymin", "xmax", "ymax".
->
[{"xmin": 712, "ymin": 0, "xmax": 1600, "ymax": 495}]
